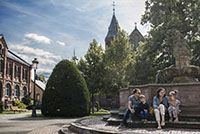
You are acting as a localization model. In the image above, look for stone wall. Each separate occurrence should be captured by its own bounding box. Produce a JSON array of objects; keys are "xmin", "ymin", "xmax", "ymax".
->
[
  {"xmin": 119, "ymin": 83, "xmax": 200, "ymax": 116},
  {"xmin": 95, "ymin": 95, "xmax": 119, "ymax": 110}
]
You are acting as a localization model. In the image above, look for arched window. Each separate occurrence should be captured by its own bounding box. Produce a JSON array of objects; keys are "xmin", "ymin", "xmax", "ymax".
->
[
  {"xmin": 0, "ymin": 60, "xmax": 3, "ymax": 72},
  {"xmin": 36, "ymin": 93, "xmax": 40, "ymax": 102},
  {"xmin": 134, "ymin": 35, "xmax": 139, "ymax": 49},
  {"xmin": 14, "ymin": 85, "xmax": 20, "ymax": 97},
  {"xmin": 5, "ymin": 83, "xmax": 11, "ymax": 97},
  {"xmin": 22, "ymin": 87, "xmax": 27, "ymax": 97}
]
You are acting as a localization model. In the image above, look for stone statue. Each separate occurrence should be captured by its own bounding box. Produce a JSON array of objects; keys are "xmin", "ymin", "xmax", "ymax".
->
[
  {"xmin": 173, "ymin": 31, "xmax": 190, "ymax": 68},
  {"xmin": 156, "ymin": 31, "xmax": 200, "ymax": 83}
]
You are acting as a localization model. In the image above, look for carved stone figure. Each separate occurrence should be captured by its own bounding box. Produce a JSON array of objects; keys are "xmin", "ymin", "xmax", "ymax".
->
[
  {"xmin": 156, "ymin": 31, "xmax": 200, "ymax": 83},
  {"xmin": 173, "ymin": 31, "xmax": 190, "ymax": 68}
]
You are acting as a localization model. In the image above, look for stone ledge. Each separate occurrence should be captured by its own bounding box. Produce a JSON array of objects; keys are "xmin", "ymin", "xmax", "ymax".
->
[
  {"xmin": 60, "ymin": 117, "xmax": 200, "ymax": 134},
  {"xmin": 107, "ymin": 117, "xmax": 200, "ymax": 129}
]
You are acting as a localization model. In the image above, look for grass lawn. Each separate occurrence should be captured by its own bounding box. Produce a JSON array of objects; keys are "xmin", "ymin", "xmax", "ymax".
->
[
  {"xmin": 0, "ymin": 110, "xmax": 32, "ymax": 114},
  {"xmin": 85, "ymin": 109, "xmax": 110, "ymax": 118}
]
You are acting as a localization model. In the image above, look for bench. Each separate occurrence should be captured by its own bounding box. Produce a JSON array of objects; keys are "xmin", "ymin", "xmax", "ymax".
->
[{"xmin": 10, "ymin": 106, "xmax": 23, "ymax": 113}]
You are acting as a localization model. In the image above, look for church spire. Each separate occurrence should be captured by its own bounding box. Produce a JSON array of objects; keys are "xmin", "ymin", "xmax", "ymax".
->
[
  {"xmin": 72, "ymin": 48, "xmax": 78, "ymax": 62},
  {"xmin": 134, "ymin": 22, "xmax": 137, "ymax": 29},
  {"xmin": 105, "ymin": 1, "xmax": 120, "ymax": 48},
  {"xmin": 112, "ymin": 1, "xmax": 115, "ymax": 15}
]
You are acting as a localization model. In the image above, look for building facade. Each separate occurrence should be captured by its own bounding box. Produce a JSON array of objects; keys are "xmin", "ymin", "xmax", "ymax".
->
[
  {"xmin": 30, "ymin": 80, "xmax": 45, "ymax": 106},
  {"xmin": 105, "ymin": 8, "xmax": 144, "ymax": 50},
  {"xmin": 0, "ymin": 34, "xmax": 32, "ymax": 108}
]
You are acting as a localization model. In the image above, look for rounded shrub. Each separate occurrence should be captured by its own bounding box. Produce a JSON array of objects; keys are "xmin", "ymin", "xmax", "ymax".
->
[{"xmin": 41, "ymin": 60, "xmax": 90, "ymax": 117}]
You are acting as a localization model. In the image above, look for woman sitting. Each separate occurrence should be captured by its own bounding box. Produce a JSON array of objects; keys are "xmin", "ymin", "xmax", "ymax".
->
[{"xmin": 153, "ymin": 87, "xmax": 168, "ymax": 130}]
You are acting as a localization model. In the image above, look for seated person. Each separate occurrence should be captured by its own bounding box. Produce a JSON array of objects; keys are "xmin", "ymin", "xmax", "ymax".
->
[
  {"xmin": 120, "ymin": 88, "xmax": 141, "ymax": 126},
  {"xmin": 153, "ymin": 87, "xmax": 169, "ymax": 130},
  {"xmin": 137, "ymin": 94, "xmax": 149, "ymax": 121},
  {"xmin": 168, "ymin": 90, "xmax": 181, "ymax": 122}
]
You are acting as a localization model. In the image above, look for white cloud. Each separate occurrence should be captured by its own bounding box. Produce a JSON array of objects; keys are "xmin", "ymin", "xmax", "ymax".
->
[
  {"xmin": 25, "ymin": 33, "xmax": 52, "ymax": 44},
  {"xmin": 56, "ymin": 41, "xmax": 65, "ymax": 46},
  {"xmin": 9, "ymin": 44, "xmax": 61, "ymax": 60},
  {"xmin": 9, "ymin": 43, "xmax": 61, "ymax": 78}
]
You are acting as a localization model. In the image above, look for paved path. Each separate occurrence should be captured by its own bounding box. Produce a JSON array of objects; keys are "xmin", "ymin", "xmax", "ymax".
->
[{"xmin": 0, "ymin": 111, "xmax": 78, "ymax": 134}]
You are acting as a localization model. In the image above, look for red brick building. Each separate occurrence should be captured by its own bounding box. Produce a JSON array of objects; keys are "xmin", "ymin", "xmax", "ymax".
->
[
  {"xmin": 30, "ymin": 80, "xmax": 45, "ymax": 106},
  {"xmin": 0, "ymin": 35, "xmax": 32, "ymax": 108}
]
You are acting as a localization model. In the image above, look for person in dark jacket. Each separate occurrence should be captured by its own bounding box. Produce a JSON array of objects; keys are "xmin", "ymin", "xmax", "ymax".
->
[{"xmin": 137, "ymin": 94, "xmax": 149, "ymax": 121}]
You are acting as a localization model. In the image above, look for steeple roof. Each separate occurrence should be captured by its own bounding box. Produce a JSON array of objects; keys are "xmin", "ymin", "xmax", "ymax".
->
[{"xmin": 105, "ymin": 13, "xmax": 120, "ymax": 39}]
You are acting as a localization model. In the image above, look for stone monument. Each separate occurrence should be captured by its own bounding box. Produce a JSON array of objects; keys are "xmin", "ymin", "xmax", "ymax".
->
[{"xmin": 156, "ymin": 31, "xmax": 200, "ymax": 83}]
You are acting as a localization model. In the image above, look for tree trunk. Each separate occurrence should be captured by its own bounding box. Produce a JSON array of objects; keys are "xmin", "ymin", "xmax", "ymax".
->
[{"xmin": 91, "ymin": 93, "xmax": 94, "ymax": 114}]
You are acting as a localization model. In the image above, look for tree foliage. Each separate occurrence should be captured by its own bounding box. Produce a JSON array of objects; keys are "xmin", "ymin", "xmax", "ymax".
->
[
  {"xmin": 36, "ymin": 74, "xmax": 46, "ymax": 83},
  {"xmin": 77, "ymin": 40, "xmax": 104, "ymax": 113},
  {"xmin": 140, "ymin": 0, "xmax": 200, "ymax": 81},
  {"xmin": 103, "ymin": 30, "xmax": 132, "ymax": 94},
  {"xmin": 42, "ymin": 60, "xmax": 90, "ymax": 117}
]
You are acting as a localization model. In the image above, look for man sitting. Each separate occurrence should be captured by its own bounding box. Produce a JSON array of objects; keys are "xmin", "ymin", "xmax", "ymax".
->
[{"xmin": 120, "ymin": 88, "xmax": 141, "ymax": 127}]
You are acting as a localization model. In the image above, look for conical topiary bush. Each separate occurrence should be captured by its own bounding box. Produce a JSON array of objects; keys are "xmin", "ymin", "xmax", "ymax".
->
[{"xmin": 41, "ymin": 60, "xmax": 90, "ymax": 117}]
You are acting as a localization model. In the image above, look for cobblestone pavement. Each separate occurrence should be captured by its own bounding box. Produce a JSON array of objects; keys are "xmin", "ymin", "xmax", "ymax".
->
[
  {"xmin": 0, "ymin": 111, "xmax": 78, "ymax": 134},
  {"xmin": 81, "ymin": 117, "xmax": 200, "ymax": 134}
]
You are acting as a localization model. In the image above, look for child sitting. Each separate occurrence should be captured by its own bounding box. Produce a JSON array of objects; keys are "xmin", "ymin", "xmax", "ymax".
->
[
  {"xmin": 168, "ymin": 90, "xmax": 181, "ymax": 122},
  {"xmin": 137, "ymin": 95, "xmax": 149, "ymax": 121}
]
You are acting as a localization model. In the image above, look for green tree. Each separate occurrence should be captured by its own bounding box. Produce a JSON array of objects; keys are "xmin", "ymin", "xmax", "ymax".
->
[
  {"xmin": 126, "ymin": 42, "xmax": 156, "ymax": 85},
  {"xmin": 77, "ymin": 39, "xmax": 104, "ymax": 113},
  {"xmin": 36, "ymin": 74, "xmax": 46, "ymax": 83},
  {"xmin": 103, "ymin": 30, "xmax": 132, "ymax": 94},
  {"xmin": 41, "ymin": 60, "xmax": 90, "ymax": 117},
  {"xmin": 141, "ymin": 0, "xmax": 200, "ymax": 71}
]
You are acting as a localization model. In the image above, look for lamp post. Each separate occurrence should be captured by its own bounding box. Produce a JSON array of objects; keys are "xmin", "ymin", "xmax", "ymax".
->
[{"xmin": 32, "ymin": 58, "xmax": 39, "ymax": 117}]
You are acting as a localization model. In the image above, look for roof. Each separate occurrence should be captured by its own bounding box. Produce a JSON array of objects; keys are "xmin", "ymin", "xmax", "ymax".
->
[
  {"xmin": 0, "ymin": 34, "xmax": 8, "ymax": 49},
  {"xmin": 7, "ymin": 50, "xmax": 31, "ymax": 67},
  {"xmin": 31, "ymin": 79, "xmax": 46, "ymax": 90},
  {"xmin": 105, "ymin": 14, "xmax": 120, "ymax": 39},
  {"xmin": 130, "ymin": 26, "xmax": 144, "ymax": 41},
  {"xmin": 36, "ymin": 80, "xmax": 46, "ymax": 90}
]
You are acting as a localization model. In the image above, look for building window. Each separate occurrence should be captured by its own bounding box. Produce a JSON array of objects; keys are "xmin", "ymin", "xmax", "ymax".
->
[
  {"xmin": 14, "ymin": 85, "xmax": 20, "ymax": 97},
  {"xmin": 36, "ymin": 93, "xmax": 40, "ymax": 102},
  {"xmin": 17, "ymin": 66, "xmax": 20, "ymax": 78},
  {"xmin": 134, "ymin": 35, "xmax": 139, "ymax": 49},
  {"xmin": 7, "ymin": 63, "xmax": 12, "ymax": 76},
  {"xmin": 14, "ymin": 66, "xmax": 17, "ymax": 78},
  {"xmin": 22, "ymin": 87, "xmax": 27, "ymax": 97},
  {"xmin": 5, "ymin": 83, "xmax": 11, "ymax": 97},
  {"xmin": 25, "ymin": 70, "xmax": 28, "ymax": 80},
  {"xmin": 0, "ymin": 60, "xmax": 3, "ymax": 72},
  {"xmin": 22, "ymin": 68, "xmax": 25, "ymax": 79}
]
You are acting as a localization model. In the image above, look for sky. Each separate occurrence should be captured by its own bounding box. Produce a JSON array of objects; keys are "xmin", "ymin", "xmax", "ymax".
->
[{"xmin": 0, "ymin": 0, "xmax": 149, "ymax": 79}]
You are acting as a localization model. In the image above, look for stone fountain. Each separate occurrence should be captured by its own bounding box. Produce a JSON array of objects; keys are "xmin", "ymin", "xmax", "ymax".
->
[{"xmin": 156, "ymin": 31, "xmax": 200, "ymax": 83}]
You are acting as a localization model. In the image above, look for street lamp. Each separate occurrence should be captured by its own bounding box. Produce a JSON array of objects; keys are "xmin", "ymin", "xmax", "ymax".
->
[{"xmin": 32, "ymin": 58, "xmax": 39, "ymax": 117}]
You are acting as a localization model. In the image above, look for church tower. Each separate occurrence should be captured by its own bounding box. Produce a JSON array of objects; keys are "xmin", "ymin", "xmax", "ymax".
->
[
  {"xmin": 129, "ymin": 23, "xmax": 144, "ymax": 50},
  {"xmin": 105, "ymin": 2, "xmax": 120, "ymax": 48}
]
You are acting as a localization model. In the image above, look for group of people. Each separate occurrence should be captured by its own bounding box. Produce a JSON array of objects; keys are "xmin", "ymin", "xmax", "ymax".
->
[{"xmin": 121, "ymin": 87, "xmax": 181, "ymax": 130}]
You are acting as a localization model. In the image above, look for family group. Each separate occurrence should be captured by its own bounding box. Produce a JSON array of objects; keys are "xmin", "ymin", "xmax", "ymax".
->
[{"xmin": 121, "ymin": 87, "xmax": 181, "ymax": 130}]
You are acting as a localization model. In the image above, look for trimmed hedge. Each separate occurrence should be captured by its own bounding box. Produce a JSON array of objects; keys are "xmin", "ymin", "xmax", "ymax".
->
[
  {"xmin": 41, "ymin": 60, "xmax": 90, "ymax": 117},
  {"xmin": 0, "ymin": 101, "xmax": 3, "ymax": 113}
]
